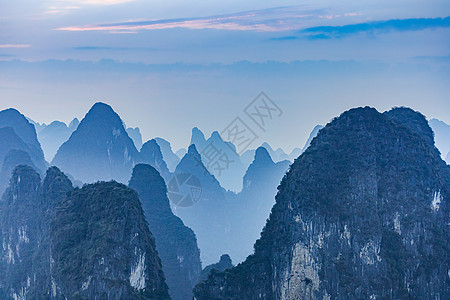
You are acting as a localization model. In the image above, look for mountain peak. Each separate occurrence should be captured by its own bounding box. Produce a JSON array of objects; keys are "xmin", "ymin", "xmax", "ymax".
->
[
  {"xmin": 139, "ymin": 141, "xmax": 170, "ymax": 180},
  {"xmin": 254, "ymin": 146, "xmax": 274, "ymax": 164},
  {"xmin": 68, "ymin": 118, "xmax": 79, "ymax": 130},
  {"xmin": 219, "ymin": 254, "xmax": 232, "ymax": 265},
  {"xmin": 89, "ymin": 102, "xmax": 114, "ymax": 114},
  {"xmin": 51, "ymin": 103, "xmax": 138, "ymax": 183},
  {"xmin": 210, "ymin": 131, "xmax": 222, "ymax": 141},
  {"xmin": 384, "ymin": 106, "xmax": 434, "ymax": 148},
  {"xmin": 190, "ymin": 127, "xmax": 207, "ymax": 148},
  {"xmin": 188, "ymin": 144, "xmax": 201, "ymax": 157}
]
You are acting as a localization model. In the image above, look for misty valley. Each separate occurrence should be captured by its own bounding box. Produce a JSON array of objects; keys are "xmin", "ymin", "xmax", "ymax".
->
[{"xmin": 0, "ymin": 103, "xmax": 447, "ymax": 299}]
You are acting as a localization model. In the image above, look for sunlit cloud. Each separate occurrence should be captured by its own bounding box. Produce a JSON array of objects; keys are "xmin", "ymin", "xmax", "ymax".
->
[
  {"xmin": 0, "ymin": 44, "xmax": 31, "ymax": 48},
  {"xmin": 45, "ymin": 0, "xmax": 135, "ymax": 14},
  {"xmin": 82, "ymin": 0, "xmax": 135, "ymax": 4},
  {"xmin": 56, "ymin": 6, "xmax": 357, "ymax": 33}
]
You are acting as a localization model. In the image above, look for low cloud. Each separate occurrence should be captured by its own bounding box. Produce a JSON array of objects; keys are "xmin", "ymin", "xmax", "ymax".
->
[
  {"xmin": 0, "ymin": 44, "xmax": 31, "ymax": 48},
  {"xmin": 56, "ymin": 6, "xmax": 352, "ymax": 33}
]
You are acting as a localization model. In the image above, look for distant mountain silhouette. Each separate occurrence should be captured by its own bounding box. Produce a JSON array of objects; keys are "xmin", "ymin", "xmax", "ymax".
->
[
  {"xmin": 139, "ymin": 139, "xmax": 171, "ymax": 181},
  {"xmin": 429, "ymin": 118, "xmax": 450, "ymax": 163},
  {"xmin": 52, "ymin": 102, "xmax": 139, "ymax": 183},
  {"xmin": 129, "ymin": 164, "xmax": 201, "ymax": 300},
  {"xmin": 230, "ymin": 147, "xmax": 290, "ymax": 262},
  {"xmin": 261, "ymin": 142, "xmax": 289, "ymax": 162},
  {"xmin": 0, "ymin": 149, "xmax": 38, "ymax": 194},
  {"xmin": 189, "ymin": 128, "xmax": 245, "ymax": 192},
  {"xmin": 199, "ymin": 254, "xmax": 233, "ymax": 283},
  {"xmin": 189, "ymin": 127, "xmax": 207, "ymax": 151},
  {"xmin": 126, "ymin": 127, "xmax": 143, "ymax": 150},
  {"xmin": 301, "ymin": 124, "xmax": 324, "ymax": 153},
  {"xmin": 37, "ymin": 119, "xmax": 79, "ymax": 161},
  {"xmin": 0, "ymin": 109, "xmax": 47, "ymax": 195},
  {"xmin": 0, "ymin": 108, "xmax": 47, "ymax": 173},
  {"xmin": 175, "ymin": 148, "xmax": 187, "ymax": 159},
  {"xmin": 154, "ymin": 137, "xmax": 181, "ymax": 172},
  {"xmin": 172, "ymin": 145, "xmax": 233, "ymax": 265}
]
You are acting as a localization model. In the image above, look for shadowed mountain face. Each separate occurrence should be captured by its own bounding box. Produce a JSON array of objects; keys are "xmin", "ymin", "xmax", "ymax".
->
[
  {"xmin": 52, "ymin": 102, "xmax": 139, "ymax": 183},
  {"xmin": 194, "ymin": 107, "xmax": 449, "ymax": 299},
  {"xmin": 0, "ymin": 109, "xmax": 47, "ymax": 173},
  {"xmin": 129, "ymin": 164, "xmax": 201, "ymax": 300},
  {"xmin": 0, "ymin": 166, "xmax": 73, "ymax": 299},
  {"xmin": 0, "ymin": 166, "xmax": 170, "ymax": 299},
  {"xmin": 139, "ymin": 139, "xmax": 171, "ymax": 182},
  {"xmin": 51, "ymin": 181, "xmax": 170, "ymax": 299}
]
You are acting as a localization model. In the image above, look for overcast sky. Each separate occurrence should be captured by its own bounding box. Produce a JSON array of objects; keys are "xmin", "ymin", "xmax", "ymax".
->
[{"xmin": 0, "ymin": 0, "xmax": 449, "ymax": 152}]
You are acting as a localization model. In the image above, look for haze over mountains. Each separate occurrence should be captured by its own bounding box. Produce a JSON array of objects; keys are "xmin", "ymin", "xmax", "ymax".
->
[
  {"xmin": 195, "ymin": 107, "xmax": 449, "ymax": 299},
  {"xmin": 0, "ymin": 102, "xmax": 448, "ymax": 299}
]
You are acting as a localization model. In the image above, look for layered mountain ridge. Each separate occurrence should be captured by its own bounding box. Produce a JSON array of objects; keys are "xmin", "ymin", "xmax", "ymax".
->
[{"xmin": 194, "ymin": 107, "xmax": 449, "ymax": 299}]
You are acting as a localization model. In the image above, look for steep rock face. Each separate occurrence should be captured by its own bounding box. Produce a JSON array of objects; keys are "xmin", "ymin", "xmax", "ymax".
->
[
  {"xmin": 194, "ymin": 107, "xmax": 449, "ymax": 299},
  {"xmin": 139, "ymin": 140, "xmax": 171, "ymax": 182},
  {"xmin": 0, "ymin": 165, "xmax": 42, "ymax": 300},
  {"xmin": 52, "ymin": 102, "xmax": 139, "ymax": 183},
  {"xmin": 0, "ymin": 150, "xmax": 37, "ymax": 191},
  {"xmin": 51, "ymin": 181, "xmax": 169, "ymax": 299},
  {"xmin": 0, "ymin": 166, "xmax": 72, "ymax": 299},
  {"xmin": 199, "ymin": 254, "xmax": 233, "ymax": 283},
  {"xmin": 129, "ymin": 164, "xmax": 201, "ymax": 300}
]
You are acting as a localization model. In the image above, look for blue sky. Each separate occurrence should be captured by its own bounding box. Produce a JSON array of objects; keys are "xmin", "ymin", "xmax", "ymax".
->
[{"xmin": 0, "ymin": 0, "xmax": 449, "ymax": 151}]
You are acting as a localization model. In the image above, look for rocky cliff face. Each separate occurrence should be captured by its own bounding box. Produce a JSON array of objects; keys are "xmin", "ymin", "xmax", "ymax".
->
[
  {"xmin": 129, "ymin": 164, "xmax": 201, "ymax": 300},
  {"xmin": 0, "ymin": 165, "xmax": 170, "ymax": 300},
  {"xmin": 194, "ymin": 107, "xmax": 449, "ymax": 299},
  {"xmin": 51, "ymin": 181, "xmax": 170, "ymax": 299},
  {"xmin": 0, "ymin": 166, "xmax": 72, "ymax": 299}
]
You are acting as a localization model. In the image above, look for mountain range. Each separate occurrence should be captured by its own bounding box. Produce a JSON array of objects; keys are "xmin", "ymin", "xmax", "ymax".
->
[
  {"xmin": 194, "ymin": 107, "xmax": 449, "ymax": 299},
  {"xmin": 0, "ymin": 102, "xmax": 448, "ymax": 299},
  {"xmin": 129, "ymin": 164, "xmax": 202, "ymax": 300}
]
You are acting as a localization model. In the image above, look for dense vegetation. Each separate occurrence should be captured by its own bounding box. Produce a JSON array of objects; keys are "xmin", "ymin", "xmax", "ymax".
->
[{"xmin": 195, "ymin": 107, "xmax": 449, "ymax": 299}]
